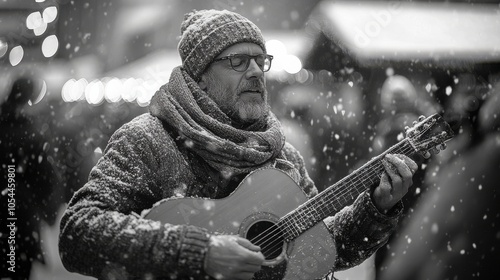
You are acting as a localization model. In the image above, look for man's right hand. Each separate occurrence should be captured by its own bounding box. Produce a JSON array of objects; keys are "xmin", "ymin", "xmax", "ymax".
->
[{"xmin": 204, "ymin": 235, "xmax": 265, "ymax": 280}]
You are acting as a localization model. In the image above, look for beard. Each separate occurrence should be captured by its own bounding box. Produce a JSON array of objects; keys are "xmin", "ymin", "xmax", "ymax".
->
[
  {"xmin": 234, "ymin": 97, "xmax": 268, "ymax": 121},
  {"xmin": 204, "ymin": 71, "xmax": 270, "ymax": 124}
]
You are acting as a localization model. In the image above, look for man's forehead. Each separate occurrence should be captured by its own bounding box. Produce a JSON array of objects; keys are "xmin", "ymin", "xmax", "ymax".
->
[{"xmin": 218, "ymin": 42, "xmax": 264, "ymax": 57}]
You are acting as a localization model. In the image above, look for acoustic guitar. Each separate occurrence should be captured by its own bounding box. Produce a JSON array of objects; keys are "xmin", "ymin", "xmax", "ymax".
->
[{"xmin": 144, "ymin": 113, "xmax": 454, "ymax": 279}]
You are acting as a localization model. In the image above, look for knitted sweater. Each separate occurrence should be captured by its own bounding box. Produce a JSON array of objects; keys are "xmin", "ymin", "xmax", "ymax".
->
[{"xmin": 59, "ymin": 113, "xmax": 401, "ymax": 280}]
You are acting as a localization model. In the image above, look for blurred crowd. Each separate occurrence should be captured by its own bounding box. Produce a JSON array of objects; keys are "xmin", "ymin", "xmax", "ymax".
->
[
  {"xmin": 0, "ymin": 73, "xmax": 147, "ymax": 279},
  {"xmin": 275, "ymin": 67, "xmax": 500, "ymax": 280}
]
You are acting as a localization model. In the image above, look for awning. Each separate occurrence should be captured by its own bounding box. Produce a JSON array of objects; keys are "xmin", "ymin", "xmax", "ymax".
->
[{"xmin": 309, "ymin": 1, "xmax": 500, "ymax": 64}]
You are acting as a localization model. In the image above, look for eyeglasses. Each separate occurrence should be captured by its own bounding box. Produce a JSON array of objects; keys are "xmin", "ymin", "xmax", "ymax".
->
[{"xmin": 213, "ymin": 54, "xmax": 274, "ymax": 72}]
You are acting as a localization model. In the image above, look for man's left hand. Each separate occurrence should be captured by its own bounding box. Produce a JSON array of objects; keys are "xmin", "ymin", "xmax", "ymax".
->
[{"xmin": 372, "ymin": 154, "xmax": 418, "ymax": 213}]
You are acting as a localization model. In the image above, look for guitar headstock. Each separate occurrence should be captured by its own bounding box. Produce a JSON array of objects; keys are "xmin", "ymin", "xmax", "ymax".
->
[{"xmin": 405, "ymin": 114, "xmax": 454, "ymax": 158}]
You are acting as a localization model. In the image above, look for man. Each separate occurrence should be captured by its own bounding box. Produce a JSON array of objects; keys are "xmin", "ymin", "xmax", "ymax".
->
[{"xmin": 59, "ymin": 9, "xmax": 418, "ymax": 280}]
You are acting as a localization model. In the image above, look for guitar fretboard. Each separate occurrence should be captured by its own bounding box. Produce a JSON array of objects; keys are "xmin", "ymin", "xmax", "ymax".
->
[{"xmin": 278, "ymin": 139, "xmax": 415, "ymax": 241}]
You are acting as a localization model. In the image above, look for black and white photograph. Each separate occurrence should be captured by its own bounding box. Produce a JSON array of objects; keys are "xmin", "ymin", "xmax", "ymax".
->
[{"xmin": 1, "ymin": 0, "xmax": 499, "ymax": 279}]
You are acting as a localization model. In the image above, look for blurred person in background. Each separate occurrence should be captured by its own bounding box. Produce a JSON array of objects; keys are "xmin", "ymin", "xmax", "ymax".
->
[
  {"xmin": 372, "ymin": 74, "xmax": 442, "ymax": 157},
  {"xmin": 371, "ymin": 74, "xmax": 443, "ymax": 279},
  {"xmin": 378, "ymin": 75, "xmax": 500, "ymax": 280},
  {"xmin": 275, "ymin": 80, "xmax": 366, "ymax": 193},
  {"xmin": 59, "ymin": 9, "xmax": 420, "ymax": 280},
  {"xmin": 0, "ymin": 76, "xmax": 60, "ymax": 280}
]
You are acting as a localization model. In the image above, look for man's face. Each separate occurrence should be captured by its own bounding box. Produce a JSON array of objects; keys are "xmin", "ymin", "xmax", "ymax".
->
[{"xmin": 199, "ymin": 42, "xmax": 269, "ymax": 124}]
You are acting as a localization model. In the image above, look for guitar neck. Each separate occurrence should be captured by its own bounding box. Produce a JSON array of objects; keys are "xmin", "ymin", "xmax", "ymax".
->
[{"xmin": 279, "ymin": 139, "xmax": 416, "ymax": 241}]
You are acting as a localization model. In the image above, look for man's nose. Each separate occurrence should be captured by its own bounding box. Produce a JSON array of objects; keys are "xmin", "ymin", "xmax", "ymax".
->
[{"xmin": 245, "ymin": 58, "xmax": 264, "ymax": 79}]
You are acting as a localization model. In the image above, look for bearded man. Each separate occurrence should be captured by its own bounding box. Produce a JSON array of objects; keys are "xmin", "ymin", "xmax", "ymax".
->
[{"xmin": 59, "ymin": 9, "xmax": 417, "ymax": 280}]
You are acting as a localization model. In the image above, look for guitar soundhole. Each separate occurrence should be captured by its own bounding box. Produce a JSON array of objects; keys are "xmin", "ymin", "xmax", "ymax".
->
[{"xmin": 246, "ymin": 221, "xmax": 284, "ymax": 260}]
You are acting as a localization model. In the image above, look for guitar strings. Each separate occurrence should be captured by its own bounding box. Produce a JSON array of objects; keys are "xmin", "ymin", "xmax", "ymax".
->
[
  {"xmin": 249, "ymin": 138, "xmax": 427, "ymax": 256},
  {"xmin": 249, "ymin": 142, "xmax": 415, "ymax": 251},
  {"xmin": 250, "ymin": 143, "xmax": 415, "ymax": 253},
  {"xmin": 285, "ymin": 144, "xmax": 413, "ymax": 223},
  {"xmin": 280, "ymin": 143, "xmax": 415, "ymax": 235},
  {"xmin": 257, "ymin": 228, "xmax": 284, "ymax": 258},
  {"xmin": 310, "ymin": 144, "xmax": 414, "ymax": 210},
  {"xmin": 262, "ymin": 240, "xmax": 286, "ymax": 260}
]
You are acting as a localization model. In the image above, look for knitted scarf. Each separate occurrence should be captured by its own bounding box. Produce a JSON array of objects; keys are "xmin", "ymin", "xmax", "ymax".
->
[{"xmin": 149, "ymin": 66, "xmax": 285, "ymax": 176}]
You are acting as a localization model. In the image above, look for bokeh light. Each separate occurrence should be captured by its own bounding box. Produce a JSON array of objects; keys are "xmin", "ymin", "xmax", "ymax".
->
[
  {"xmin": 9, "ymin": 45, "xmax": 24, "ymax": 66},
  {"xmin": 61, "ymin": 78, "xmax": 89, "ymax": 102},
  {"xmin": 266, "ymin": 39, "xmax": 287, "ymax": 56},
  {"xmin": 0, "ymin": 39, "xmax": 7, "ymax": 58},
  {"xmin": 26, "ymin": 11, "xmax": 43, "ymax": 30},
  {"xmin": 34, "ymin": 22, "xmax": 48, "ymax": 36},
  {"xmin": 283, "ymin": 54, "xmax": 302, "ymax": 74},
  {"xmin": 61, "ymin": 79, "xmax": 75, "ymax": 102},
  {"xmin": 43, "ymin": 6, "xmax": 58, "ymax": 23},
  {"xmin": 122, "ymin": 78, "xmax": 139, "ymax": 102},
  {"xmin": 104, "ymin": 78, "xmax": 123, "ymax": 103},
  {"xmin": 265, "ymin": 39, "xmax": 302, "ymax": 74},
  {"xmin": 85, "ymin": 80, "xmax": 105, "ymax": 105},
  {"xmin": 41, "ymin": 35, "xmax": 59, "ymax": 57},
  {"xmin": 62, "ymin": 77, "xmax": 161, "ymax": 106}
]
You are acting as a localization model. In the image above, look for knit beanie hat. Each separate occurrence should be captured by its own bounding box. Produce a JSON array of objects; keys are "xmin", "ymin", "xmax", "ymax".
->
[{"xmin": 178, "ymin": 9, "xmax": 267, "ymax": 81}]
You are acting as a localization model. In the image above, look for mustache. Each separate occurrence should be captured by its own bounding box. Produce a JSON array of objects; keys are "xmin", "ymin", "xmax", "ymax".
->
[{"xmin": 238, "ymin": 79, "xmax": 265, "ymax": 94}]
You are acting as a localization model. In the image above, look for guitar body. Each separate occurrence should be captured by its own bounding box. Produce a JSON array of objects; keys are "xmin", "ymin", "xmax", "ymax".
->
[{"xmin": 145, "ymin": 168, "xmax": 336, "ymax": 280}]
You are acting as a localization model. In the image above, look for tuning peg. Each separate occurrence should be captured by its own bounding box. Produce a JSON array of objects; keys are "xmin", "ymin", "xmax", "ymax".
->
[
  {"xmin": 422, "ymin": 151, "xmax": 431, "ymax": 159},
  {"xmin": 439, "ymin": 143, "xmax": 447, "ymax": 150},
  {"xmin": 418, "ymin": 115, "xmax": 426, "ymax": 122},
  {"xmin": 404, "ymin": 126, "xmax": 412, "ymax": 136},
  {"xmin": 412, "ymin": 120, "xmax": 418, "ymax": 126}
]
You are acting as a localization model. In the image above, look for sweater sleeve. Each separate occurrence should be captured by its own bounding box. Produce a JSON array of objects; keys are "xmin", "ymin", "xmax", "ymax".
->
[
  {"xmin": 58, "ymin": 116, "xmax": 211, "ymax": 279},
  {"xmin": 282, "ymin": 142, "xmax": 402, "ymax": 271},
  {"xmin": 325, "ymin": 192, "xmax": 402, "ymax": 270}
]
